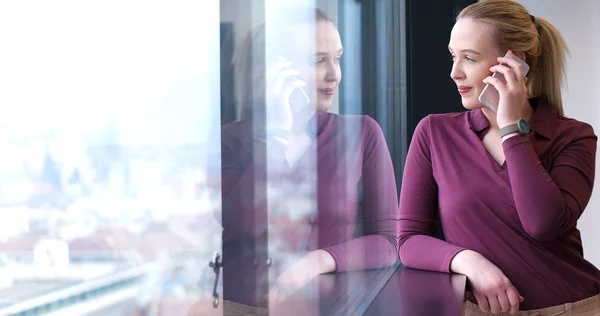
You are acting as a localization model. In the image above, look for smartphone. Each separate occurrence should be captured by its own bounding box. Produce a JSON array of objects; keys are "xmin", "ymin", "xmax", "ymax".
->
[
  {"xmin": 279, "ymin": 55, "xmax": 310, "ymax": 110},
  {"xmin": 289, "ymin": 81, "xmax": 310, "ymax": 110},
  {"xmin": 478, "ymin": 52, "xmax": 530, "ymax": 113}
]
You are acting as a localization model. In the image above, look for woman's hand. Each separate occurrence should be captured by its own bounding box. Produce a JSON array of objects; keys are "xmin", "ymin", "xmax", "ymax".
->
[
  {"xmin": 483, "ymin": 50, "xmax": 529, "ymax": 129},
  {"xmin": 268, "ymin": 250, "xmax": 336, "ymax": 307},
  {"xmin": 451, "ymin": 250, "xmax": 524, "ymax": 314},
  {"xmin": 264, "ymin": 58, "xmax": 309, "ymax": 133}
]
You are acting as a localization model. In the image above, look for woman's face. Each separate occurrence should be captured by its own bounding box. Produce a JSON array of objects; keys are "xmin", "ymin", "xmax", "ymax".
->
[
  {"xmin": 289, "ymin": 21, "xmax": 343, "ymax": 112},
  {"xmin": 448, "ymin": 18, "xmax": 503, "ymax": 110}
]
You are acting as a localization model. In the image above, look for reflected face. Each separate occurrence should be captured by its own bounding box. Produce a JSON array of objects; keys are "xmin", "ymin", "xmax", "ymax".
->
[
  {"xmin": 289, "ymin": 21, "xmax": 343, "ymax": 112},
  {"xmin": 448, "ymin": 18, "xmax": 502, "ymax": 110}
]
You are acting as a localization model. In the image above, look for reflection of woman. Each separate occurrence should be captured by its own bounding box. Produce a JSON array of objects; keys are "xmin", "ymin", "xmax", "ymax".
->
[
  {"xmin": 399, "ymin": 0, "xmax": 600, "ymax": 315},
  {"xmin": 213, "ymin": 4, "xmax": 399, "ymax": 313}
]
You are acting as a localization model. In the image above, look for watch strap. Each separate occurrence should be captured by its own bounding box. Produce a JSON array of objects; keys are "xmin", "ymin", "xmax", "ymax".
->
[{"xmin": 500, "ymin": 123, "xmax": 520, "ymax": 138}]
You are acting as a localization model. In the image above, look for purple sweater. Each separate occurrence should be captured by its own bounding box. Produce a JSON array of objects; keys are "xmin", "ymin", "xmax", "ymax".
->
[
  {"xmin": 398, "ymin": 98, "xmax": 600, "ymax": 309},
  {"xmin": 219, "ymin": 111, "xmax": 399, "ymax": 305}
]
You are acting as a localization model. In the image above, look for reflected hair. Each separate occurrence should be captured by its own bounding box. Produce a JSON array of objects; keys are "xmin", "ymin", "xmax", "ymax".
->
[
  {"xmin": 232, "ymin": 6, "xmax": 333, "ymax": 120},
  {"xmin": 457, "ymin": 0, "xmax": 569, "ymax": 116}
]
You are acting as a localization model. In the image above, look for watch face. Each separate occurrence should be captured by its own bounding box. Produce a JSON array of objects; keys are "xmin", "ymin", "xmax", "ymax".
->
[{"xmin": 518, "ymin": 119, "xmax": 530, "ymax": 133}]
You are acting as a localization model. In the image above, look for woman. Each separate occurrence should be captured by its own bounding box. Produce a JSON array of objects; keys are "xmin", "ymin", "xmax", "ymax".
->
[
  {"xmin": 398, "ymin": 0, "xmax": 600, "ymax": 315},
  {"xmin": 192, "ymin": 5, "xmax": 399, "ymax": 315}
]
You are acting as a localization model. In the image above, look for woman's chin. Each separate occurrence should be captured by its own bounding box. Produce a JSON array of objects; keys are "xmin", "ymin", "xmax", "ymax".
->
[
  {"xmin": 461, "ymin": 98, "xmax": 484, "ymax": 110},
  {"xmin": 315, "ymin": 101, "xmax": 332, "ymax": 112}
]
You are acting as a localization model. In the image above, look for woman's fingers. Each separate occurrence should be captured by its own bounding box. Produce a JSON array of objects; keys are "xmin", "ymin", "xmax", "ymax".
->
[
  {"xmin": 497, "ymin": 51, "xmax": 526, "ymax": 81},
  {"xmin": 270, "ymin": 68, "xmax": 301, "ymax": 94},
  {"xmin": 506, "ymin": 287, "xmax": 523, "ymax": 314},
  {"xmin": 488, "ymin": 64, "xmax": 518, "ymax": 90},
  {"xmin": 266, "ymin": 60, "xmax": 293, "ymax": 84},
  {"xmin": 474, "ymin": 292, "xmax": 491, "ymax": 313},
  {"xmin": 483, "ymin": 75, "xmax": 508, "ymax": 95},
  {"xmin": 497, "ymin": 292, "xmax": 512, "ymax": 313},
  {"xmin": 487, "ymin": 294, "xmax": 503, "ymax": 314}
]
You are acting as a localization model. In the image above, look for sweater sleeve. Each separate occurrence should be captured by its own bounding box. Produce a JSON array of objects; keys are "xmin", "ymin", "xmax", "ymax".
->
[
  {"xmin": 323, "ymin": 116, "xmax": 400, "ymax": 272},
  {"xmin": 502, "ymin": 122, "xmax": 597, "ymax": 241},
  {"xmin": 398, "ymin": 115, "xmax": 466, "ymax": 273}
]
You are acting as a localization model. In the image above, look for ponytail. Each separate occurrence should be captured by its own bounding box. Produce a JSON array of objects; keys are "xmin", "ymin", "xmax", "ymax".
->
[{"xmin": 527, "ymin": 17, "xmax": 569, "ymax": 116}]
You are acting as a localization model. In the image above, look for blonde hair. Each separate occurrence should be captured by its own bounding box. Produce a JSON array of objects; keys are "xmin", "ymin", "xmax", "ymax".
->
[
  {"xmin": 457, "ymin": 0, "xmax": 569, "ymax": 116},
  {"xmin": 232, "ymin": 6, "xmax": 333, "ymax": 120}
]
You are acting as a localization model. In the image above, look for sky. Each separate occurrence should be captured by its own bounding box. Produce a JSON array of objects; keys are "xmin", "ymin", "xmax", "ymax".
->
[{"xmin": 0, "ymin": 0, "xmax": 221, "ymax": 146}]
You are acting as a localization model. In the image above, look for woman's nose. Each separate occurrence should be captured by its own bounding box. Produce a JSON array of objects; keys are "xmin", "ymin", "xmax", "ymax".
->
[{"xmin": 450, "ymin": 64, "xmax": 464, "ymax": 81}]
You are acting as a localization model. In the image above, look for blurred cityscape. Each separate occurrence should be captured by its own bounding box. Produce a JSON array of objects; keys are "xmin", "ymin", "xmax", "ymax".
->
[{"xmin": 0, "ymin": 124, "xmax": 222, "ymax": 315}]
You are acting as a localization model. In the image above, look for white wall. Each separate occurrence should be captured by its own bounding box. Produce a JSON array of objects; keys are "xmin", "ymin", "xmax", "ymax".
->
[{"xmin": 517, "ymin": 0, "xmax": 600, "ymax": 267}]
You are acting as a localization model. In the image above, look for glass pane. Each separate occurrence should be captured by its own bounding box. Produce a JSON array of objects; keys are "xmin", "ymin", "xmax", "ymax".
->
[
  {"xmin": 215, "ymin": 0, "xmax": 399, "ymax": 315},
  {"xmin": 0, "ymin": 1, "xmax": 222, "ymax": 315},
  {"xmin": 0, "ymin": 0, "xmax": 405, "ymax": 315}
]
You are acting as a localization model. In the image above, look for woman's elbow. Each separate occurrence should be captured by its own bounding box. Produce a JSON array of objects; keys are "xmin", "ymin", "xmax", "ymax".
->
[
  {"xmin": 521, "ymin": 213, "xmax": 572, "ymax": 241},
  {"xmin": 397, "ymin": 234, "xmax": 415, "ymax": 264},
  {"xmin": 523, "ymin": 226, "xmax": 557, "ymax": 241}
]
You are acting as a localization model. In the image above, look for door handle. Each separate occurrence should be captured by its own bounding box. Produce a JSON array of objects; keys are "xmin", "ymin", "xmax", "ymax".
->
[{"xmin": 208, "ymin": 252, "xmax": 222, "ymax": 308}]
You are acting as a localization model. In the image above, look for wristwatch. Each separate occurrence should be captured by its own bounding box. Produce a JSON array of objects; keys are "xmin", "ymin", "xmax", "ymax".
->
[{"xmin": 500, "ymin": 118, "xmax": 530, "ymax": 138}]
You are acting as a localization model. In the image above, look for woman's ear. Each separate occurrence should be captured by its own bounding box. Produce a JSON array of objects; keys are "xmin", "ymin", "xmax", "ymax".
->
[{"xmin": 514, "ymin": 51, "xmax": 526, "ymax": 62}]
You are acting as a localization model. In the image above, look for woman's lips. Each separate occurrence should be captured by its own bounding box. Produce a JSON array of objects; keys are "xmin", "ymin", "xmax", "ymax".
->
[
  {"xmin": 458, "ymin": 86, "xmax": 472, "ymax": 94},
  {"xmin": 319, "ymin": 88, "xmax": 336, "ymax": 96}
]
